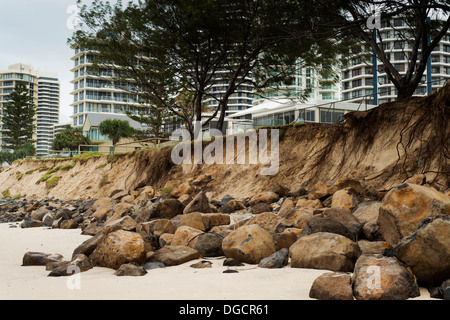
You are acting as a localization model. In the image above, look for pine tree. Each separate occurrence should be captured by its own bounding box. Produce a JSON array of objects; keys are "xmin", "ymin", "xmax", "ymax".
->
[{"xmin": 1, "ymin": 82, "xmax": 36, "ymax": 151}]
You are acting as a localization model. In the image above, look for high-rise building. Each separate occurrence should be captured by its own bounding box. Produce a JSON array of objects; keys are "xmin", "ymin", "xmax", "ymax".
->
[
  {"xmin": 70, "ymin": 46, "xmax": 146, "ymax": 128},
  {"xmin": 253, "ymin": 59, "xmax": 340, "ymax": 106},
  {"xmin": 0, "ymin": 63, "xmax": 60, "ymax": 156},
  {"xmin": 341, "ymin": 18, "xmax": 450, "ymax": 105}
]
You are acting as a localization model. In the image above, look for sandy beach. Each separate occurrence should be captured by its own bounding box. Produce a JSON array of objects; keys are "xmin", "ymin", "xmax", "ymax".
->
[{"xmin": 0, "ymin": 223, "xmax": 434, "ymax": 300}]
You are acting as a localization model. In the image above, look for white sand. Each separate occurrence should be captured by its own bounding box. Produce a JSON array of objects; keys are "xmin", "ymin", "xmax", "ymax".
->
[{"xmin": 0, "ymin": 223, "xmax": 434, "ymax": 300}]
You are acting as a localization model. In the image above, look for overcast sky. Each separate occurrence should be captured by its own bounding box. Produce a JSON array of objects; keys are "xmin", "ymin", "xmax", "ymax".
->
[{"xmin": 0, "ymin": 0, "xmax": 83, "ymax": 124}]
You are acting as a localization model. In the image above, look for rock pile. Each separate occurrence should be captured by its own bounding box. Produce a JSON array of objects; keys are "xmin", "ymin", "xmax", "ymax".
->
[{"xmin": 6, "ymin": 174, "xmax": 450, "ymax": 300}]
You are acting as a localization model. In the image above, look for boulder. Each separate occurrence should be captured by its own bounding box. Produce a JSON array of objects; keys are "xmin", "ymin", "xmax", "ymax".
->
[
  {"xmin": 289, "ymin": 232, "xmax": 361, "ymax": 272},
  {"xmin": 179, "ymin": 212, "xmax": 206, "ymax": 231},
  {"xmin": 159, "ymin": 233, "xmax": 173, "ymax": 247},
  {"xmin": 135, "ymin": 199, "xmax": 184, "ymax": 222},
  {"xmin": 321, "ymin": 208, "xmax": 362, "ymax": 237},
  {"xmin": 378, "ymin": 183, "xmax": 450, "ymax": 246},
  {"xmin": 137, "ymin": 219, "xmax": 175, "ymax": 237},
  {"xmin": 222, "ymin": 224, "xmax": 276, "ymax": 264},
  {"xmin": 115, "ymin": 263, "xmax": 147, "ymax": 276},
  {"xmin": 247, "ymin": 192, "xmax": 279, "ymax": 206},
  {"xmin": 309, "ymin": 272, "xmax": 354, "ymax": 300},
  {"xmin": 90, "ymin": 230, "xmax": 146, "ymax": 269},
  {"xmin": 20, "ymin": 217, "xmax": 43, "ymax": 228},
  {"xmin": 91, "ymin": 207, "xmax": 111, "ymax": 221},
  {"xmin": 273, "ymin": 228, "xmax": 300, "ymax": 250},
  {"xmin": 278, "ymin": 207, "xmax": 314, "ymax": 229},
  {"xmin": 72, "ymin": 233, "xmax": 105, "ymax": 259},
  {"xmin": 250, "ymin": 202, "xmax": 272, "ymax": 214},
  {"xmin": 107, "ymin": 202, "xmax": 134, "ymax": 222},
  {"xmin": 357, "ymin": 240, "xmax": 388, "ymax": 255},
  {"xmin": 258, "ymin": 248, "xmax": 289, "ymax": 268},
  {"xmin": 171, "ymin": 182, "xmax": 193, "ymax": 198},
  {"xmin": 327, "ymin": 178, "xmax": 363, "ymax": 195},
  {"xmin": 331, "ymin": 188, "xmax": 361, "ymax": 211},
  {"xmin": 92, "ymin": 197, "xmax": 114, "ymax": 212},
  {"xmin": 30, "ymin": 206, "xmax": 50, "ymax": 221},
  {"xmin": 244, "ymin": 212, "xmax": 280, "ymax": 234},
  {"xmin": 102, "ymin": 216, "xmax": 137, "ymax": 234},
  {"xmin": 47, "ymin": 254, "xmax": 93, "ymax": 277},
  {"xmin": 183, "ymin": 191, "xmax": 211, "ymax": 214},
  {"xmin": 278, "ymin": 198, "xmax": 295, "ymax": 214},
  {"xmin": 295, "ymin": 198, "xmax": 323, "ymax": 209},
  {"xmin": 299, "ymin": 216, "xmax": 356, "ymax": 241},
  {"xmin": 59, "ymin": 219, "xmax": 79, "ymax": 229},
  {"xmin": 201, "ymin": 213, "xmax": 230, "ymax": 230},
  {"xmin": 22, "ymin": 252, "xmax": 64, "ymax": 266},
  {"xmin": 150, "ymin": 245, "xmax": 201, "ymax": 266},
  {"xmin": 392, "ymin": 215, "xmax": 450, "ymax": 286},
  {"xmin": 171, "ymin": 226, "xmax": 203, "ymax": 247},
  {"xmin": 352, "ymin": 254, "xmax": 420, "ymax": 300},
  {"xmin": 192, "ymin": 232, "xmax": 224, "ymax": 257},
  {"xmin": 441, "ymin": 279, "xmax": 450, "ymax": 300},
  {"xmin": 192, "ymin": 174, "xmax": 212, "ymax": 186},
  {"xmin": 307, "ymin": 182, "xmax": 329, "ymax": 200},
  {"xmin": 270, "ymin": 184, "xmax": 291, "ymax": 197}
]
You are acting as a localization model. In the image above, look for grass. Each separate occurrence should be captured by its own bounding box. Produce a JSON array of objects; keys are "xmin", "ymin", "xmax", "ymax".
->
[
  {"xmin": 36, "ymin": 173, "xmax": 52, "ymax": 184},
  {"xmin": 16, "ymin": 172, "xmax": 23, "ymax": 180},
  {"xmin": 2, "ymin": 189, "xmax": 10, "ymax": 199},
  {"xmin": 46, "ymin": 176, "xmax": 61, "ymax": 189},
  {"xmin": 161, "ymin": 187, "xmax": 174, "ymax": 198},
  {"xmin": 99, "ymin": 174, "xmax": 110, "ymax": 188},
  {"xmin": 96, "ymin": 163, "xmax": 107, "ymax": 169}
]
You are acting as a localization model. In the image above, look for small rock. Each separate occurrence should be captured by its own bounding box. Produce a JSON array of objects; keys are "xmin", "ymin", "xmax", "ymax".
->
[
  {"xmin": 440, "ymin": 279, "xmax": 450, "ymax": 300},
  {"xmin": 331, "ymin": 188, "xmax": 361, "ymax": 211},
  {"xmin": 150, "ymin": 245, "xmax": 201, "ymax": 266},
  {"xmin": 116, "ymin": 263, "xmax": 147, "ymax": 276},
  {"xmin": 223, "ymin": 258, "xmax": 244, "ymax": 267},
  {"xmin": 183, "ymin": 191, "xmax": 211, "ymax": 214},
  {"xmin": 190, "ymin": 260, "xmax": 212, "ymax": 269},
  {"xmin": 258, "ymin": 248, "xmax": 289, "ymax": 268}
]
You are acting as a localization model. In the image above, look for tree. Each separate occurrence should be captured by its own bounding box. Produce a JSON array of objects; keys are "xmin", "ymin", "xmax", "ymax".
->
[
  {"xmin": 98, "ymin": 119, "xmax": 135, "ymax": 166},
  {"xmin": 1, "ymin": 82, "xmax": 36, "ymax": 151},
  {"xmin": 316, "ymin": 0, "xmax": 450, "ymax": 100},
  {"xmin": 71, "ymin": 0, "xmax": 341, "ymax": 138},
  {"xmin": 0, "ymin": 142, "xmax": 36, "ymax": 166},
  {"xmin": 51, "ymin": 125, "xmax": 91, "ymax": 154}
]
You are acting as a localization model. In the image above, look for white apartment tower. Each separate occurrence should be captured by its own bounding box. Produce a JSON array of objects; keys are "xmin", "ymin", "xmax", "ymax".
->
[
  {"xmin": 70, "ymin": 46, "xmax": 145, "ymax": 128},
  {"xmin": 341, "ymin": 18, "xmax": 450, "ymax": 105},
  {"xmin": 0, "ymin": 63, "xmax": 60, "ymax": 156}
]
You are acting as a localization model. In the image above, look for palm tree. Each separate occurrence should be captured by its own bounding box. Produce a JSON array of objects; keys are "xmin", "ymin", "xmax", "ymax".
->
[{"xmin": 52, "ymin": 125, "xmax": 91, "ymax": 156}]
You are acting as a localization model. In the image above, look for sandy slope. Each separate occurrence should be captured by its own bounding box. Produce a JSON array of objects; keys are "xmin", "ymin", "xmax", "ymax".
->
[{"xmin": 0, "ymin": 223, "xmax": 434, "ymax": 300}]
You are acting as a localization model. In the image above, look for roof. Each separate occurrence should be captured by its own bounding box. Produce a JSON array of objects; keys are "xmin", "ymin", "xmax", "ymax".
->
[
  {"xmin": 227, "ymin": 98, "xmax": 376, "ymax": 118},
  {"xmin": 85, "ymin": 113, "xmax": 145, "ymax": 130}
]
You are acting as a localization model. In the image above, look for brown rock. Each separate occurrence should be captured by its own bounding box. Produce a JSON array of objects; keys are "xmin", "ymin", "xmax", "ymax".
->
[
  {"xmin": 222, "ymin": 224, "xmax": 276, "ymax": 264},
  {"xmin": 309, "ymin": 272, "xmax": 354, "ymax": 300},
  {"xmin": 392, "ymin": 215, "xmax": 450, "ymax": 286},
  {"xmin": 295, "ymin": 198, "xmax": 323, "ymax": 209},
  {"xmin": 22, "ymin": 252, "xmax": 64, "ymax": 266},
  {"xmin": 307, "ymin": 182, "xmax": 329, "ymax": 200},
  {"xmin": 289, "ymin": 232, "xmax": 361, "ymax": 272},
  {"xmin": 244, "ymin": 212, "xmax": 280, "ymax": 234},
  {"xmin": 377, "ymin": 183, "xmax": 450, "ymax": 246},
  {"xmin": 135, "ymin": 199, "xmax": 184, "ymax": 222},
  {"xmin": 247, "ymin": 191, "xmax": 279, "ymax": 206},
  {"xmin": 172, "ymin": 182, "xmax": 193, "ymax": 198},
  {"xmin": 201, "ymin": 213, "xmax": 230, "ymax": 230},
  {"xmin": 150, "ymin": 245, "xmax": 200, "ymax": 266},
  {"xmin": 352, "ymin": 254, "xmax": 420, "ymax": 300},
  {"xmin": 251, "ymin": 202, "xmax": 272, "ymax": 214},
  {"xmin": 331, "ymin": 188, "xmax": 361, "ymax": 211},
  {"xmin": 90, "ymin": 230, "xmax": 146, "ymax": 269},
  {"xmin": 183, "ymin": 191, "xmax": 211, "ymax": 214},
  {"xmin": 179, "ymin": 212, "xmax": 206, "ymax": 231},
  {"xmin": 159, "ymin": 233, "xmax": 173, "ymax": 247},
  {"xmin": 102, "ymin": 216, "xmax": 137, "ymax": 234},
  {"xmin": 171, "ymin": 226, "xmax": 203, "ymax": 247},
  {"xmin": 327, "ymin": 178, "xmax": 363, "ymax": 195}
]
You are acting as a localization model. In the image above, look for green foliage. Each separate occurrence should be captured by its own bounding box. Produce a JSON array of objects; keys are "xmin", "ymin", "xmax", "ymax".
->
[
  {"xmin": 2, "ymin": 189, "xmax": 10, "ymax": 199},
  {"xmin": 1, "ymin": 82, "xmax": 36, "ymax": 151},
  {"xmin": 0, "ymin": 142, "xmax": 36, "ymax": 165},
  {"xmin": 52, "ymin": 125, "xmax": 91, "ymax": 152},
  {"xmin": 46, "ymin": 176, "xmax": 61, "ymax": 189},
  {"xmin": 95, "ymin": 163, "xmax": 107, "ymax": 169},
  {"xmin": 99, "ymin": 174, "xmax": 109, "ymax": 188},
  {"xmin": 37, "ymin": 173, "xmax": 52, "ymax": 184},
  {"xmin": 98, "ymin": 119, "xmax": 135, "ymax": 146}
]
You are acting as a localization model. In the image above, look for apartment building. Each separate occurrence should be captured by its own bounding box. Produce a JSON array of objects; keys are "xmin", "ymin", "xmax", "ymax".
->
[
  {"xmin": 341, "ymin": 18, "xmax": 450, "ymax": 105},
  {"xmin": 70, "ymin": 46, "xmax": 146, "ymax": 128},
  {"xmin": 0, "ymin": 63, "xmax": 60, "ymax": 156}
]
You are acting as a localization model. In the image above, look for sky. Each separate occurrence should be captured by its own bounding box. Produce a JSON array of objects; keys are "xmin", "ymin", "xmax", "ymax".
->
[{"xmin": 0, "ymin": 0, "xmax": 83, "ymax": 124}]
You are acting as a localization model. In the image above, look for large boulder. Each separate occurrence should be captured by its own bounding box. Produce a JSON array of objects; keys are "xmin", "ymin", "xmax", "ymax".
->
[
  {"xmin": 392, "ymin": 215, "xmax": 450, "ymax": 286},
  {"xmin": 258, "ymin": 248, "xmax": 289, "ymax": 269},
  {"xmin": 244, "ymin": 212, "xmax": 280, "ymax": 234},
  {"xmin": 377, "ymin": 183, "xmax": 450, "ymax": 246},
  {"xmin": 192, "ymin": 232, "xmax": 225, "ymax": 257},
  {"xmin": 222, "ymin": 224, "xmax": 276, "ymax": 264},
  {"xmin": 135, "ymin": 199, "xmax": 184, "ymax": 222},
  {"xmin": 352, "ymin": 202, "xmax": 382, "ymax": 241},
  {"xmin": 299, "ymin": 216, "xmax": 356, "ymax": 241},
  {"xmin": 309, "ymin": 272, "xmax": 354, "ymax": 300},
  {"xmin": 289, "ymin": 232, "xmax": 361, "ymax": 272},
  {"xmin": 321, "ymin": 208, "xmax": 362, "ymax": 238},
  {"xmin": 352, "ymin": 254, "xmax": 420, "ymax": 300},
  {"xmin": 150, "ymin": 245, "xmax": 201, "ymax": 266},
  {"xmin": 89, "ymin": 230, "xmax": 146, "ymax": 269},
  {"xmin": 328, "ymin": 178, "xmax": 363, "ymax": 195}
]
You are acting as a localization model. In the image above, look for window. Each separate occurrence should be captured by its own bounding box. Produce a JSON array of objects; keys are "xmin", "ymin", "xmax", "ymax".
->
[
  {"xmin": 393, "ymin": 18, "xmax": 403, "ymax": 27},
  {"xmin": 394, "ymin": 52, "xmax": 406, "ymax": 61},
  {"xmin": 320, "ymin": 109, "xmax": 344, "ymax": 124},
  {"xmin": 352, "ymin": 90, "xmax": 363, "ymax": 98}
]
